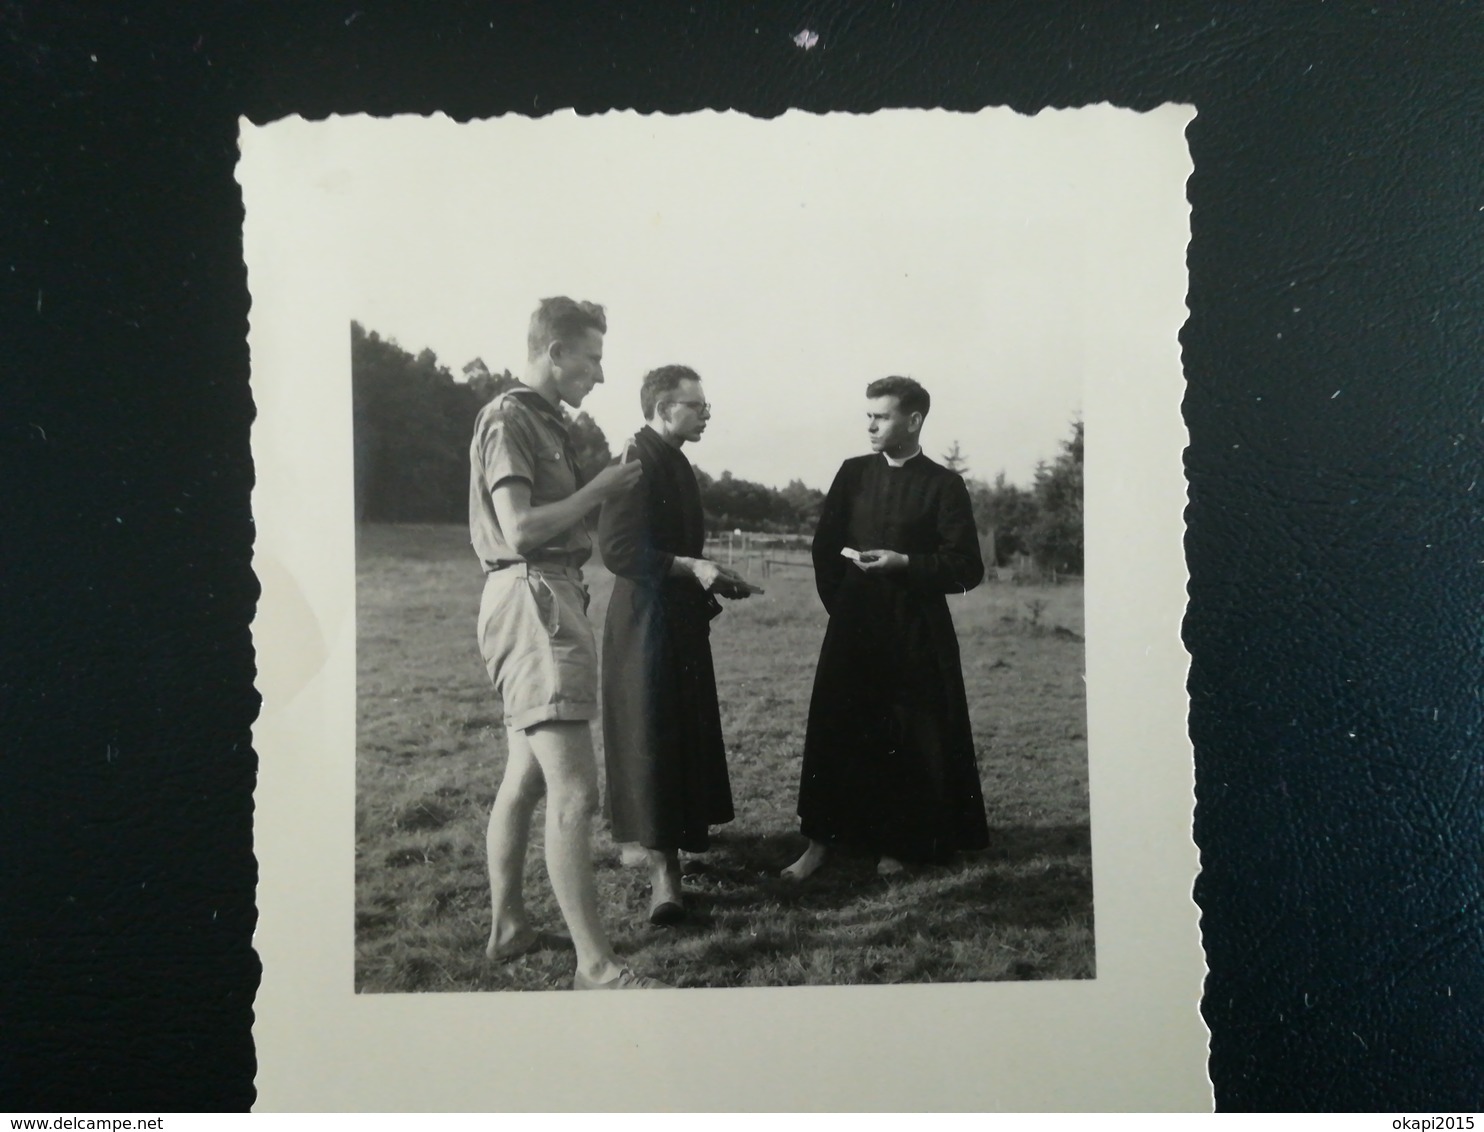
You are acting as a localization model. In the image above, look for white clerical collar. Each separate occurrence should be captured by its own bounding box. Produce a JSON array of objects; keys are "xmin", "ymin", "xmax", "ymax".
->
[{"xmin": 881, "ymin": 447, "xmax": 922, "ymax": 468}]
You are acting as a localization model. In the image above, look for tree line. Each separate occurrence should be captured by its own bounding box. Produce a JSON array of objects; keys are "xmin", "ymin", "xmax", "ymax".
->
[
  {"xmin": 352, "ymin": 322, "xmax": 612, "ymax": 522},
  {"xmin": 958, "ymin": 421, "xmax": 1083, "ymax": 576},
  {"xmin": 351, "ymin": 321, "xmax": 1082, "ymax": 574}
]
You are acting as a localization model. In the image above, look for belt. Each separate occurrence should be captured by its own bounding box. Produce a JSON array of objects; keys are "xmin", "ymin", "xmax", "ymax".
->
[{"xmin": 487, "ymin": 559, "xmax": 584, "ymax": 580}]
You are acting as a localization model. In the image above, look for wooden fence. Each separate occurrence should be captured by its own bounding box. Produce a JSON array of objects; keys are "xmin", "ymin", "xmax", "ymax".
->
[
  {"xmin": 703, "ymin": 532, "xmax": 1079, "ymax": 584},
  {"xmin": 703, "ymin": 531, "xmax": 815, "ymax": 581}
]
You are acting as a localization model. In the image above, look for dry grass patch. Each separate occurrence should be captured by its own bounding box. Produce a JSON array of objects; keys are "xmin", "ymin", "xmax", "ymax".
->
[{"xmin": 355, "ymin": 523, "xmax": 1092, "ymax": 992}]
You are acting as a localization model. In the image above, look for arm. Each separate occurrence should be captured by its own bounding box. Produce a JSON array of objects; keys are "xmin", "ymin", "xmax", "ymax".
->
[
  {"xmin": 674, "ymin": 556, "xmax": 749, "ymax": 591},
  {"xmin": 810, "ymin": 463, "xmax": 853, "ymax": 611},
  {"xmin": 597, "ymin": 446, "xmax": 735, "ymax": 589},
  {"xmin": 494, "ymin": 463, "xmax": 641, "ymax": 557},
  {"xmin": 597, "ymin": 454, "xmax": 672, "ymax": 582},
  {"xmin": 858, "ymin": 475, "xmax": 983, "ymax": 592},
  {"xmin": 903, "ymin": 473, "xmax": 984, "ymax": 593}
]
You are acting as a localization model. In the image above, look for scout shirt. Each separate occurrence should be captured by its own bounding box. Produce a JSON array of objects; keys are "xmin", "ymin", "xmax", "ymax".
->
[{"xmin": 468, "ymin": 385, "xmax": 591, "ymax": 571}]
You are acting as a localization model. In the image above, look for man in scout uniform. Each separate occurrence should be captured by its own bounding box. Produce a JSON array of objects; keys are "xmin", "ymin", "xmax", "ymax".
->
[{"xmin": 470, "ymin": 296, "xmax": 665, "ymax": 989}]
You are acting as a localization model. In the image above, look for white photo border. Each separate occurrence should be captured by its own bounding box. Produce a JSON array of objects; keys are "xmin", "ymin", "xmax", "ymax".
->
[{"xmin": 242, "ymin": 106, "xmax": 1209, "ymax": 1111}]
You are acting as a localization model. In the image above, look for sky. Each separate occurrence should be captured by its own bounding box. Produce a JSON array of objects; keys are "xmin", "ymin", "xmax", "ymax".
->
[{"xmin": 324, "ymin": 110, "xmax": 1137, "ymax": 491}]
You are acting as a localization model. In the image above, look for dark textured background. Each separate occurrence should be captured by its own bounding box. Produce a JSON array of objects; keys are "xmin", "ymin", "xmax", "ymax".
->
[{"xmin": 3, "ymin": 0, "xmax": 1481, "ymax": 1112}]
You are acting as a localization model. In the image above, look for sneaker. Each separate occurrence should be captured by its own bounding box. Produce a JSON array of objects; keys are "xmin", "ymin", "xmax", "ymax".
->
[{"xmin": 573, "ymin": 965, "xmax": 672, "ymax": 990}]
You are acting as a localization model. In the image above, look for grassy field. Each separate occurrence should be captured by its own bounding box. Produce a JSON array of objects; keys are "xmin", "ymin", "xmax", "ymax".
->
[{"xmin": 355, "ymin": 523, "xmax": 1092, "ymax": 991}]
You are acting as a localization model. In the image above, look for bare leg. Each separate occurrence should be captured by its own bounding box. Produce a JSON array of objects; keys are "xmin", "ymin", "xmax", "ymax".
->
[
  {"xmin": 485, "ymin": 728, "xmax": 546, "ymax": 958},
  {"xmin": 782, "ymin": 839, "xmax": 829, "ymax": 880},
  {"xmin": 524, "ymin": 721, "xmax": 627, "ymax": 984}
]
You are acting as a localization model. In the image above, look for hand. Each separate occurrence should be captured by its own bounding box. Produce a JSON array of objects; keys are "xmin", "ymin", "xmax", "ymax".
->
[
  {"xmin": 684, "ymin": 557, "xmax": 726, "ymax": 590},
  {"xmin": 589, "ymin": 460, "xmax": 643, "ymax": 500},
  {"xmin": 713, "ymin": 564, "xmax": 757, "ymax": 598},
  {"xmin": 856, "ymin": 549, "xmax": 909, "ymax": 572}
]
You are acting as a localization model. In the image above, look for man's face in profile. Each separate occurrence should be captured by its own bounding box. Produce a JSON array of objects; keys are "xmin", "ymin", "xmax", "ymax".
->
[
  {"xmin": 553, "ymin": 328, "xmax": 606, "ymax": 408},
  {"xmin": 661, "ymin": 378, "xmax": 710, "ymax": 444},
  {"xmin": 865, "ymin": 395, "xmax": 918, "ymax": 456}
]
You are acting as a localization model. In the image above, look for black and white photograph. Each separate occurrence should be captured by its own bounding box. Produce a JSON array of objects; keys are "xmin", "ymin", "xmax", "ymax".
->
[
  {"xmin": 243, "ymin": 107, "xmax": 1205, "ymax": 1108},
  {"xmin": 15, "ymin": 2, "xmax": 1484, "ymax": 1114},
  {"xmin": 347, "ymin": 112, "xmax": 1095, "ymax": 993}
]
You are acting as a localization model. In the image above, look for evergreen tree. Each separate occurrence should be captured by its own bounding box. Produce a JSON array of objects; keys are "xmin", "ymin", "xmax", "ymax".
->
[
  {"xmin": 942, "ymin": 440, "xmax": 969, "ymax": 475},
  {"xmin": 1025, "ymin": 419, "xmax": 1084, "ymax": 575},
  {"xmin": 962, "ymin": 422, "xmax": 1083, "ymax": 574},
  {"xmin": 966, "ymin": 472, "xmax": 1038, "ymax": 565}
]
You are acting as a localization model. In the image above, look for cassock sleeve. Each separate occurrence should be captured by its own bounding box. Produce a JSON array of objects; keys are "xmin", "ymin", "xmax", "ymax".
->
[
  {"xmin": 811, "ymin": 461, "xmax": 853, "ymax": 612},
  {"xmin": 598, "ymin": 448, "xmax": 675, "ymax": 582},
  {"xmin": 906, "ymin": 472, "xmax": 985, "ymax": 594}
]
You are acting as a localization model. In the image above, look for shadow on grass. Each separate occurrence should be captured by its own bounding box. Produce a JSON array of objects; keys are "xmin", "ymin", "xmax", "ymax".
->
[
  {"xmin": 682, "ymin": 824, "xmax": 1088, "ymax": 901},
  {"xmin": 612, "ymin": 824, "xmax": 1095, "ymax": 985},
  {"xmin": 357, "ymin": 821, "xmax": 1094, "ymax": 991}
]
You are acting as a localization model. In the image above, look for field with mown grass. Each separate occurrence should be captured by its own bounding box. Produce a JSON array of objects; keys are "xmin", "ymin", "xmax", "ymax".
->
[{"xmin": 355, "ymin": 522, "xmax": 1093, "ymax": 991}]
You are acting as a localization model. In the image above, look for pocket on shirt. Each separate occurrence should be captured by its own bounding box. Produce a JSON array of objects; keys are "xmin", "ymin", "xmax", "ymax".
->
[{"xmin": 533, "ymin": 448, "xmax": 574, "ymax": 501}]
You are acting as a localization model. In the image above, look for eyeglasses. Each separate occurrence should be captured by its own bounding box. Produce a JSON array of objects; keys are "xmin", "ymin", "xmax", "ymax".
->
[{"xmin": 664, "ymin": 400, "xmax": 712, "ymax": 415}]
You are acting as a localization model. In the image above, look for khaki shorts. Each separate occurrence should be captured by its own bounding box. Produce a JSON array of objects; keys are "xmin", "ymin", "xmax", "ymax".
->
[{"xmin": 477, "ymin": 563, "xmax": 598, "ymax": 731}]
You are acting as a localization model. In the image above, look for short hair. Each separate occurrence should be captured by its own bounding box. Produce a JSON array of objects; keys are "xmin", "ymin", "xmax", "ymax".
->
[
  {"xmin": 527, "ymin": 297, "xmax": 607, "ymax": 360},
  {"xmin": 640, "ymin": 364, "xmax": 701, "ymax": 419},
  {"xmin": 866, "ymin": 375, "xmax": 930, "ymax": 418}
]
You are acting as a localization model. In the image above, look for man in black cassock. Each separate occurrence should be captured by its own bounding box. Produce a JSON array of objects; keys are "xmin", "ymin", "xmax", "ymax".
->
[
  {"xmin": 784, "ymin": 375, "xmax": 990, "ymax": 880},
  {"xmin": 599, "ymin": 365, "xmax": 756, "ymax": 924}
]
